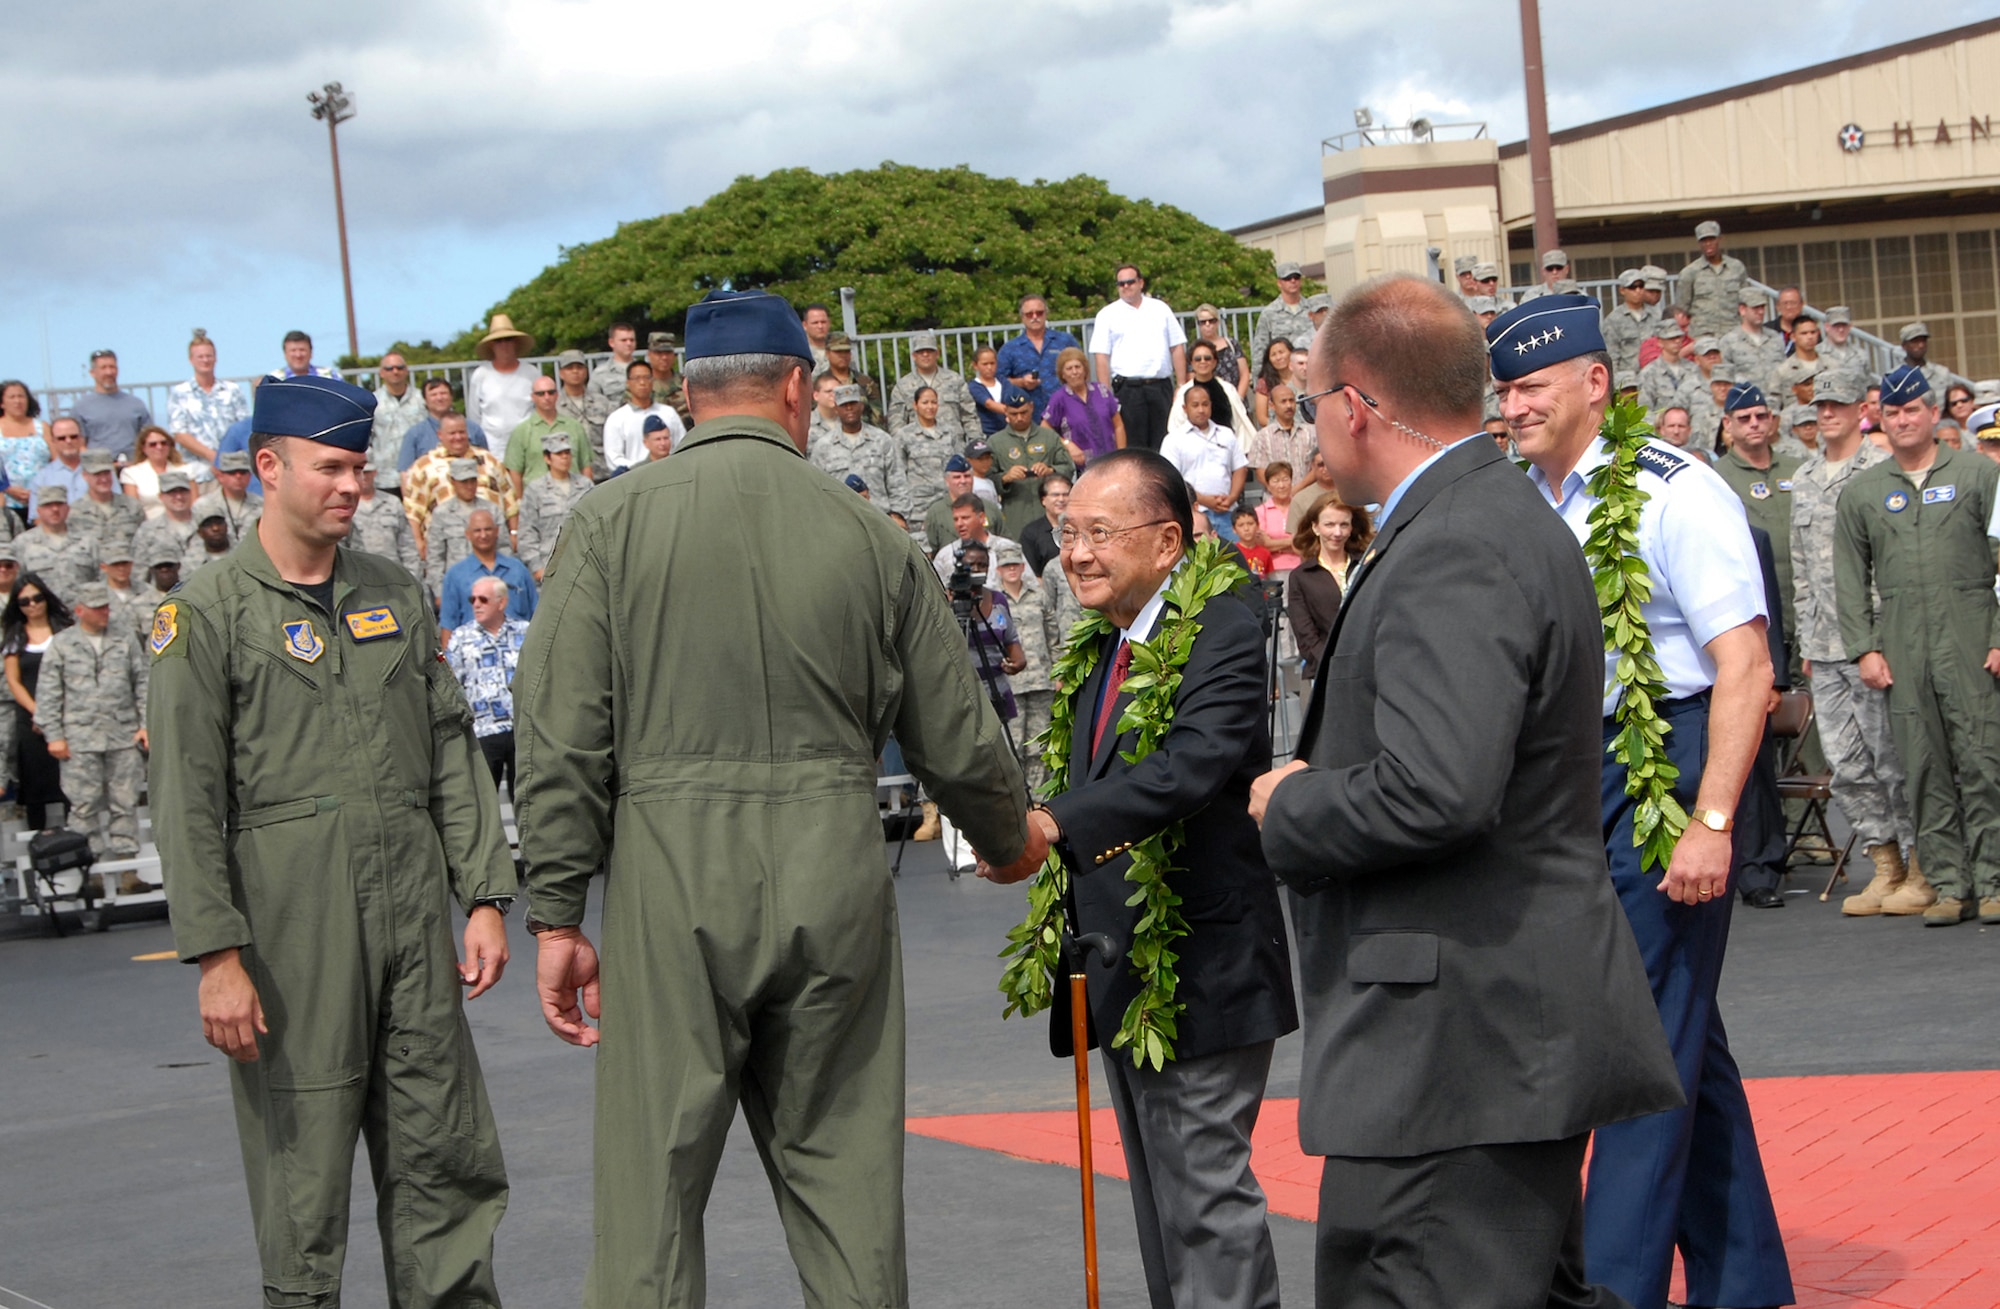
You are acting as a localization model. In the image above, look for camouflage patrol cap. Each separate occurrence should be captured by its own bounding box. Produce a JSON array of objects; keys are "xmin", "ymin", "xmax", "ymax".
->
[
  {"xmin": 1692, "ymin": 336, "xmax": 1723, "ymax": 356},
  {"xmin": 1900, "ymin": 321, "xmax": 1930, "ymax": 343},
  {"xmin": 556, "ymin": 349, "xmax": 589, "ymax": 368},
  {"xmin": 1617, "ymin": 269, "xmax": 1645, "ymax": 289},
  {"xmin": 1814, "ymin": 372, "xmax": 1864, "ymax": 405},
  {"xmin": 1304, "ymin": 293, "xmax": 1331, "ymax": 312},
  {"xmin": 71, "ymin": 581, "xmax": 112, "ymax": 609},
  {"xmin": 215, "ymin": 449, "xmax": 252, "ymax": 473},
  {"xmin": 826, "ymin": 332, "xmax": 853, "ymax": 350},
  {"xmin": 1824, "ymin": 306, "xmax": 1853, "ymax": 326},
  {"xmin": 1465, "ymin": 296, "xmax": 1498, "ymax": 315},
  {"xmin": 1613, "ymin": 370, "xmax": 1640, "ymax": 393},
  {"xmin": 158, "ymin": 469, "xmax": 193, "ymax": 494},
  {"xmin": 833, "ymin": 384, "xmax": 865, "ymax": 406},
  {"xmin": 1471, "ymin": 262, "xmax": 1500, "ymax": 282},
  {"xmin": 1452, "ymin": 254, "xmax": 1479, "ymax": 275},
  {"xmin": 647, "ymin": 331, "xmax": 678, "ymax": 352},
  {"xmin": 1275, "ymin": 260, "xmax": 1303, "ymax": 279},
  {"xmin": 447, "ymin": 457, "xmax": 480, "ymax": 481},
  {"xmin": 993, "ymin": 542, "xmax": 1026, "ymax": 566},
  {"xmin": 909, "ymin": 332, "xmax": 940, "ymax": 353},
  {"xmin": 150, "ymin": 547, "xmax": 183, "ymax": 568},
  {"xmin": 196, "ymin": 505, "xmax": 227, "ymax": 525},
  {"xmin": 1737, "ymin": 287, "xmax": 1767, "ymax": 307},
  {"xmin": 1540, "ymin": 250, "xmax": 1568, "ymax": 269},
  {"xmin": 1785, "ymin": 404, "xmax": 1819, "ymax": 427},
  {"xmin": 1695, "ymin": 220, "xmax": 1722, "ymax": 240},
  {"xmin": 97, "ymin": 541, "xmax": 133, "ymax": 564},
  {"xmin": 0, "ymin": 541, "xmax": 16, "ymax": 563},
  {"xmin": 79, "ymin": 448, "xmax": 115, "ymax": 473},
  {"xmin": 1657, "ymin": 323, "xmax": 1687, "ymax": 340},
  {"xmin": 1773, "ymin": 357, "xmax": 1822, "ymax": 388},
  {"xmin": 541, "ymin": 431, "xmax": 572, "ymax": 453},
  {"xmin": 1640, "ymin": 264, "xmax": 1669, "ymax": 288},
  {"xmin": 1709, "ymin": 366, "xmax": 1737, "ymax": 386},
  {"xmin": 37, "ymin": 484, "xmax": 68, "ymax": 505}
]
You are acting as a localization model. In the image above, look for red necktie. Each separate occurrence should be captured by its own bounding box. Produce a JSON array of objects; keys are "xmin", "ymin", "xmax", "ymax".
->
[{"xmin": 1091, "ymin": 640, "xmax": 1134, "ymax": 757}]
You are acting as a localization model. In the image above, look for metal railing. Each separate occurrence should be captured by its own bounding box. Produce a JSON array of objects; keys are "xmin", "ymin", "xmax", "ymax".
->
[{"xmin": 1323, "ymin": 121, "xmax": 1489, "ymax": 153}]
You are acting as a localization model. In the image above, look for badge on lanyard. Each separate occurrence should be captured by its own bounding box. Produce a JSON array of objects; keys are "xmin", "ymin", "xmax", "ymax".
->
[
  {"xmin": 1923, "ymin": 485, "xmax": 1956, "ymax": 505},
  {"xmin": 282, "ymin": 620, "xmax": 325, "ymax": 663},
  {"xmin": 1885, "ymin": 491, "xmax": 1909, "ymax": 513}
]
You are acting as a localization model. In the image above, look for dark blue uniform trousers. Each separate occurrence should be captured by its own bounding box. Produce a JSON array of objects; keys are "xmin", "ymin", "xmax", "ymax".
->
[{"xmin": 1586, "ymin": 695, "xmax": 1794, "ymax": 1309}]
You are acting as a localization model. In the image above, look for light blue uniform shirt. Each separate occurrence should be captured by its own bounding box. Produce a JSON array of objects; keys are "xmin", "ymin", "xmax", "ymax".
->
[{"xmin": 1526, "ymin": 436, "xmax": 1767, "ymax": 717}]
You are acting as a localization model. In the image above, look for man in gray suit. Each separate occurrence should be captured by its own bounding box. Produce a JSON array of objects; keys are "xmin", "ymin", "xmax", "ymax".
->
[{"xmin": 1250, "ymin": 274, "xmax": 1683, "ymax": 1308}]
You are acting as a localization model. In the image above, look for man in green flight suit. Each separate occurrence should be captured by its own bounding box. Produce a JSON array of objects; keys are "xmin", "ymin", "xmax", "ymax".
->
[
  {"xmin": 1836, "ymin": 365, "xmax": 2000, "ymax": 927},
  {"xmin": 150, "ymin": 373, "xmax": 516, "ymax": 1308},
  {"xmin": 991, "ymin": 385, "xmax": 1077, "ymax": 538},
  {"xmin": 1712, "ymin": 381, "xmax": 1801, "ymax": 669},
  {"xmin": 514, "ymin": 290, "xmax": 1044, "ymax": 1307}
]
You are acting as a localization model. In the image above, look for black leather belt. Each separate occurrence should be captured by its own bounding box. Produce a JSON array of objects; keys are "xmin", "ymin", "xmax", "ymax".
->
[{"xmin": 1111, "ymin": 375, "xmax": 1172, "ymax": 387}]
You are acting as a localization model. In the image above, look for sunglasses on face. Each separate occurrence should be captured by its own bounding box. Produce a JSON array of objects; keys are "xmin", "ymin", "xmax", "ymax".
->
[
  {"xmin": 1116, "ymin": 278, "xmax": 1139, "ymax": 287},
  {"xmin": 19, "ymin": 594, "xmax": 46, "ymax": 605}
]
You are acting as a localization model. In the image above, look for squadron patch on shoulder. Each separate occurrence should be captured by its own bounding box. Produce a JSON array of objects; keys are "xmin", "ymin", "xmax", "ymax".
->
[
  {"xmin": 1885, "ymin": 491, "xmax": 1909, "ymax": 513},
  {"xmin": 343, "ymin": 607, "xmax": 401, "ymax": 641},
  {"xmin": 1923, "ymin": 485, "xmax": 1956, "ymax": 505},
  {"xmin": 1633, "ymin": 444, "xmax": 1690, "ymax": 482},
  {"xmin": 149, "ymin": 604, "xmax": 179, "ymax": 657},
  {"xmin": 282, "ymin": 619, "xmax": 325, "ymax": 663}
]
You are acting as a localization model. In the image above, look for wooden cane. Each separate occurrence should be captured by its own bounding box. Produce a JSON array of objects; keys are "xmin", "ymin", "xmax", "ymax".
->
[{"xmin": 1070, "ymin": 965, "xmax": 1101, "ymax": 1309}]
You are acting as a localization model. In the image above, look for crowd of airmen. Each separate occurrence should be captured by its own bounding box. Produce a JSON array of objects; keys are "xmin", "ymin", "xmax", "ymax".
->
[{"xmin": 1461, "ymin": 218, "xmax": 2000, "ymax": 926}]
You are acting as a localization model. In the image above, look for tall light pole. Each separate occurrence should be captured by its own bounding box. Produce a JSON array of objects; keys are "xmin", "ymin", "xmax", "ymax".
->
[
  {"xmin": 1517, "ymin": 0, "xmax": 1561, "ymax": 269},
  {"xmin": 307, "ymin": 82, "xmax": 360, "ymax": 362}
]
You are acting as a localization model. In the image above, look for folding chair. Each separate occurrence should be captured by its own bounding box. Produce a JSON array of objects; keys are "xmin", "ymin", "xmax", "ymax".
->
[{"xmin": 1769, "ymin": 690, "xmax": 1854, "ymax": 901}]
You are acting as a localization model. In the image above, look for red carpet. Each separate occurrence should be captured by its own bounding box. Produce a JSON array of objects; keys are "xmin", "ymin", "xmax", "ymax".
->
[{"xmin": 909, "ymin": 1070, "xmax": 2000, "ymax": 1308}]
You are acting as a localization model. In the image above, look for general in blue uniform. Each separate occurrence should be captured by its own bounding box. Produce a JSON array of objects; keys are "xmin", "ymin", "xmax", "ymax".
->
[{"xmin": 1493, "ymin": 296, "xmax": 1794, "ymax": 1309}]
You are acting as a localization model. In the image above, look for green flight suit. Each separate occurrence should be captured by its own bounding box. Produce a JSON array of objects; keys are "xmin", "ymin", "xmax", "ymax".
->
[
  {"xmin": 1836, "ymin": 441, "xmax": 2000, "ymax": 900},
  {"xmin": 149, "ymin": 532, "xmax": 515, "ymax": 1308},
  {"xmin": 990, "ymin": 422, "xmax": 1077, "ymax": 539},
  {"xmin": 514, "ymin": 414, "xmax": 1027, "ymax": 1309},
  {"xmin": 1713, "ymin": 445, "xmax": 1800, "ymax": 665}
]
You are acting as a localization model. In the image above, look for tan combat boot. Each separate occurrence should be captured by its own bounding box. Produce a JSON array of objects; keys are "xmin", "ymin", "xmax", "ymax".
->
[
  {"xmin": 1924, "ymin": 895, "xmax": 1974, "ymax": 926},
  {"xmin": 1880, "ymin": 856, "xmax": 1935, "ymax": 915},
  {"xmin": 1841, "ymin": 843, "xmax": 1908, "ymax": 916},
  {"xmin": 912, "ymin": 801, "xmax": 940, "ymax": 842}
]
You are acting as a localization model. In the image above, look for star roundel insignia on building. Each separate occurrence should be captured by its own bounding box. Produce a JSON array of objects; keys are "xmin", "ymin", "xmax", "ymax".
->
[{"xmin": 1839, "ymin": 123, "xmax": 1866, "ymax": 153}]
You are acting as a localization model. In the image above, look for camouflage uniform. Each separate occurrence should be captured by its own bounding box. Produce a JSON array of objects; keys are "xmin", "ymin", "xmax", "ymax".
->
[
  {"xmin": 1818, "ymin": 336, "xmax": 1874, "ymax": 386},
  {"xmin": 807, "ymin": 410, "xmax": 839, "ymax": 457},
  {"xmin": 1517, "ymin": 278, "xmax": 1582, "ymax": 303},
  {"xmin": 130, "ymin": 517, "xmax": 200, "ymax": 581},
  {"xmin": 1910, "ymin": 360, "xmax": 1954, "ymax": 401},
  {"xmin": 888, "ymin": 367, "xmax": 976, "ymax": 434},
  {"xmin": 192, "ymin": 489, "xmax": 262, "ymax": 542},
  {"xmin": 809, "ymin": 425, "xmax": 902, "ymax": 509},
  {"xmin": 584, "ymin": 356, "xmax": 639, "ymax": 461},
  {"xmin": 515, "ymin": 473, "xmax": 592, "ymax": 576},
  {"xmin": 893, "ymin": 423, "xmax": 966, "ymax": 523},
  {"xmin": 1001, "ymin": 579, "xmax": 1056, "ymax": 797},
  {"xmin": 1790, "ymin": 439, "xmax": 1912, "ymax": 852},
  {"xmin": 345, "ymin": 493, "xmax": 423, "ymax": 580},
  {"xmin": 181, "ymin": 537, "xmax": 236, "ymax": 576},
  {"xmin": 69, "ymin": 495, "xmax": 145, "ymax": 557},
  {"xmin": 1638, "ymin": 357, "xmax": 1700, "ymax": 420},
  {"xmin": 34, "ymin": 623, "xmax": 148, "ymax": 857},
  {"xmin": 1677, "ymin": 253, "xmax": 1750, "ymax": 341},
  {"xmin": 1721, "ymin": 324, "xmax": 1787, "ymax": 397},
  {"xmin": 812, "ymin": 366, "xmax": 886, "ymax": 428},
  {"xmin": 107, "ymin": 586, "xmax": 154, "ymax": 650},
  {"xmin": 556, "ymin": 387, "xmax": 594, "ymax": 469},
  {"xmin": 1249, "ymin": 297, "xmax": 1315, "ymax": 373},
  {"xmin": 14, "ymin": 527, "xmax": 100, "ymax": 599},
  {"xmin": 1601, "ymin": 304, "xmax": 1656, "ymax": 379}
]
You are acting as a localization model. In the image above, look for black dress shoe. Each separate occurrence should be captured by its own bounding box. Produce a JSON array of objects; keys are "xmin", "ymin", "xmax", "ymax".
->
[{"xmin": 1742, "ymin": 886, "xmax": 1784, "ymax": 908}]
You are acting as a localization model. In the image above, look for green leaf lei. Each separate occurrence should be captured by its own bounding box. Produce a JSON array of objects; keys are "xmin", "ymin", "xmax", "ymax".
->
[
  {"xmin": 997, "ymin": 538, "xmax": 1248, "ymax": 1071},
  {"xmin": 1586, "ymin": 397, "xmax": 1687, "ymax": 870}
]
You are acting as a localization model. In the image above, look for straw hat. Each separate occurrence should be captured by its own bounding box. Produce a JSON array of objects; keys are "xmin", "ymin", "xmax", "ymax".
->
[{"xmin": 476, "ymin": 313, "xmax": 534, "ymax": 360}]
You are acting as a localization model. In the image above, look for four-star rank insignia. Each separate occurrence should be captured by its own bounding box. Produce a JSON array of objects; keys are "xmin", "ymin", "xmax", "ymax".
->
[
  {"xmin": 282, "ymin": 619, "xmax": 326, "ymax": 663},
  {"xmin": 149, "ymin": 604, "xmax": 178, "ymax": 656},
  {"xmin": 1885, "ymin": 491, "xmax": 1909, "ymax": 513}
]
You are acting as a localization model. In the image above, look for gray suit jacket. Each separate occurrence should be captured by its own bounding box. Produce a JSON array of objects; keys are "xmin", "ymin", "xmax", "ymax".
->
[{"xmin": 1262, "ymin": 437, "xmax": 1682, "ymax": 1158}]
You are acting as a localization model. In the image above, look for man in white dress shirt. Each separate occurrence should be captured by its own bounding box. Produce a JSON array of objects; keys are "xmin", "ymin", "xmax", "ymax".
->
[{"xmin": 1090, "ymin": 264, "xmax": 1187, "ymax": 453}]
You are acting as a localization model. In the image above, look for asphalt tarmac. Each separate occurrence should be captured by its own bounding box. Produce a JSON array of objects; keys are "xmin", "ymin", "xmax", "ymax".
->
[{"xmin": 2, "ymin": 844, "xmax": 1996, "ymax": 1308}]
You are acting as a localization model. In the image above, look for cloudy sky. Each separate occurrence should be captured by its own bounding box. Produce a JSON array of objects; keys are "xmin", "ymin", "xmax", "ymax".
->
[{"xmin": 0, "ymin": 1, "xmax": 1986, "ymax": 391}]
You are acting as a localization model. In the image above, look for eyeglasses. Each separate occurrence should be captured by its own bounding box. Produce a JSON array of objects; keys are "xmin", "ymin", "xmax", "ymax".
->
[
  {"xmin": 1057, "ymin": 518, "xmax": 1172, "ymax": 550},
  {"xmin": 1116, "ymin": 278, "xmax": 1139, "ymax": 288},
  {"xmin": 1300, "ymin": 379, "xmax": 1367, "ymax": 408},
  {"xmin": 1022, "ymin": 309, "xmax": 1046, "ymax": 319},
  {"xmin": 471, "ymin": 594, "xmax": 502, "ymax": 604},
  {"xmin": 1196, "ymin": 316, "xmax": 1217, "ymax": 325},
  {"xmin": 380, "ymin": 364, "xmax": 408, "ymax": 372},
  {"xmin": 18, "ymin": 594, "xmax": 45, "ymax": 605},
  {"xmin": 1279, "ymin": 274, "xmax": 1303, "ymax": 282},
  {"xmin": 54, "ymin": 432, "xmax": 82, "ymax": 441},
  {"xmin": 532, "ymin": 388, "xmax": 558, "ymax": 396}
]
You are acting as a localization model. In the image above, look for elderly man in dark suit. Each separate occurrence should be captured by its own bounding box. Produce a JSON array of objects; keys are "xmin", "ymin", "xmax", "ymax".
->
[
  {"xmin": 984, "ymin": 447, "xmax": 1297, "ymax": 1309},
  {"xmin": 1250, "ymin": 274, "xmax": 1683, "ymax": 1308}
]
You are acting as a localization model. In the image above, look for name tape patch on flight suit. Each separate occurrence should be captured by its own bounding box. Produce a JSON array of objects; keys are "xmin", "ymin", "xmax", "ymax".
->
[
  {"xmin": 1885, "ymin": 491, "xmax": 1909, "ymax": 513},
  {"xmin": 149, "ymin": 604, "xmax": 178, "ymax": 655},
  {"xmin": 282, "ymin": 620, "xmax": 325, "ymax": 663},
  {"xmin": 343, "ymin": 607, "xmax": 401, "ymax": 641},
  {"xmin": 1923, "ymin": 485, "xmax": 1956, "ymax": 504}
]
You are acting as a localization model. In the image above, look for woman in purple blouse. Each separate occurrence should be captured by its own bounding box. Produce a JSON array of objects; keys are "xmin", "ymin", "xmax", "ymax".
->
[{"xmin": 1040, "ymin": 346, "xmax": 1125, "ymax": 468}]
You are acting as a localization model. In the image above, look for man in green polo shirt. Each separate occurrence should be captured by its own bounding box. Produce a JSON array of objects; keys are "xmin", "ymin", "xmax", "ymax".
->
[{"xmin": 503, "ymin": 370, "xmax": 587, "ymax": 498}]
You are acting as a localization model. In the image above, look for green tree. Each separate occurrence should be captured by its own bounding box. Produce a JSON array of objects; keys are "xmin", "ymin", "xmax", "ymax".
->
[{"xmin": 444, "ymin": 163, "xmax": 1289, "ymax": 353}]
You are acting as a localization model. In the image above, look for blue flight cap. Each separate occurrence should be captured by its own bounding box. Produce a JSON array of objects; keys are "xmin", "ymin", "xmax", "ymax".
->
[
  {"xmin": 1484, "ymin": 294, "xmax": 1607, "ymax": 383},
  {"xmin": 943, "ymin": 453, "xmax": 972, "ymax": 473},
  {"xmin": 252, "ymin": 374, "xmax": 376, "ymax": 452},
  {"xmin": 843, "ymin": 473, "xmax": 868, "ymax": 493},
  {"xmin": 642, "ymin": 414, "xmax": 669, "ymax": 434},
  {"xmin": 1001, "ymin": 385, "xmax": 1031, "ymax": 406},
  {"xmin": 684, "ymin": 290, "xmax": 812, "ymax": 362},
  {"xmin": 1880, "ymin": 364, "xmax": 1932, "ymax": 407},
  {"xmin": 1724, "ymin": 382, "xmax": 1768, "ymax": 413}
]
